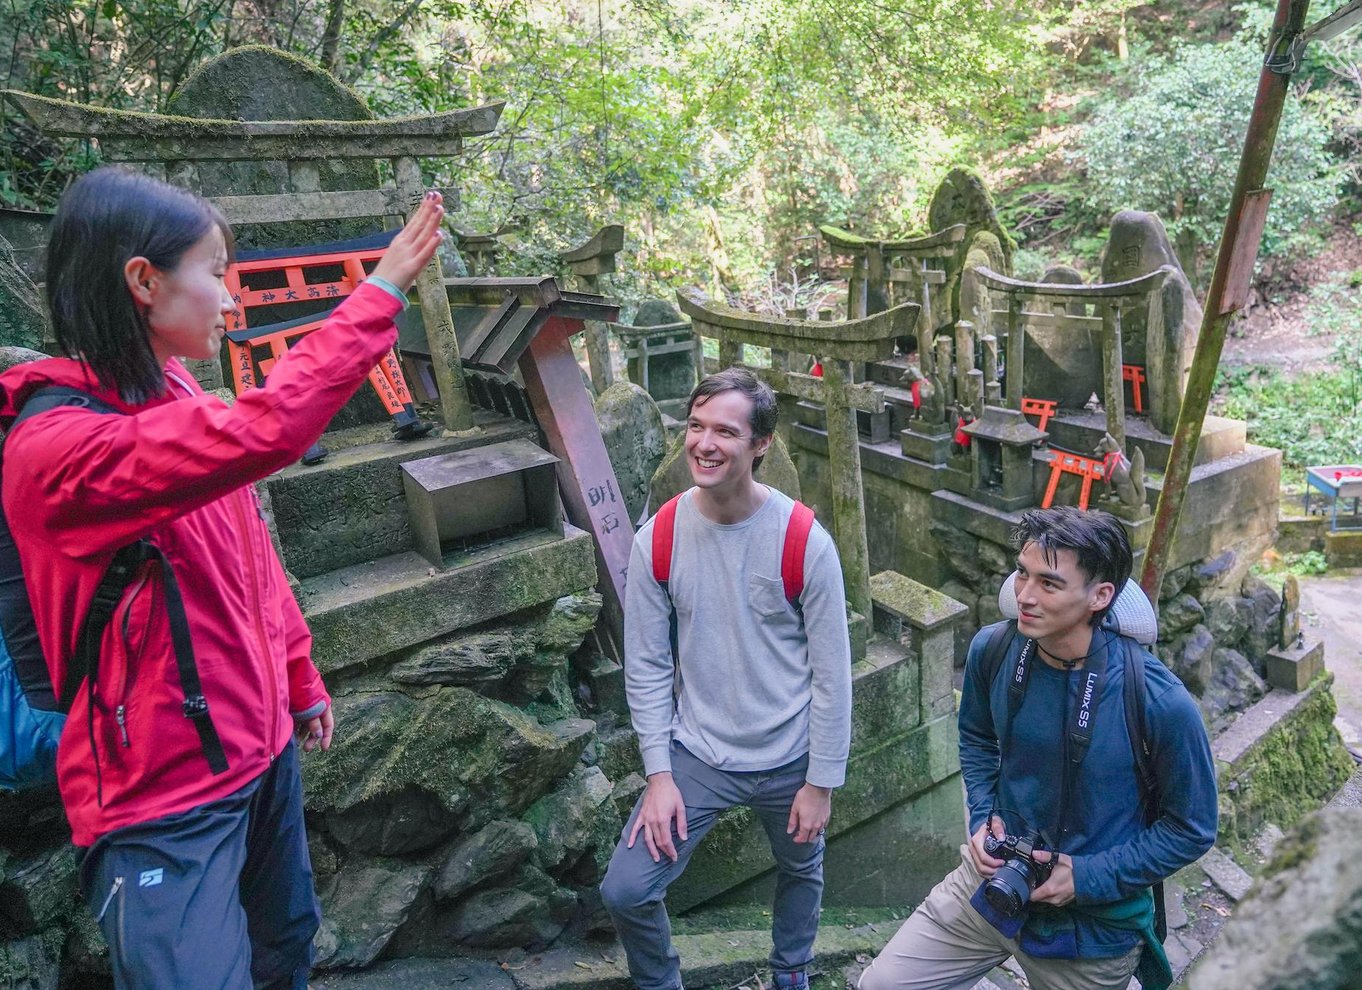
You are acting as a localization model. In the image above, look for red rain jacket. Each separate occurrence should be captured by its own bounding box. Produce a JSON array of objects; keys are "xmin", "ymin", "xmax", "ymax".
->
[{"xmin": 0, "ymin": 283, "xmax": 401, "ymax": 845}]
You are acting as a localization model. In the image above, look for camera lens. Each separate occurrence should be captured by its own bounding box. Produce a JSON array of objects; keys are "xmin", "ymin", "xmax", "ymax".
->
[{"xmin": 983, "ymin": 860, "xmax": 1034, "ymax": 917}]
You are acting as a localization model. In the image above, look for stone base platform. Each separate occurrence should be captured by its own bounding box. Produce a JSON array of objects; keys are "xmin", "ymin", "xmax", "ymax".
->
[
  {"xmin": 1212, "ymin": 674, "xmax": 1355, "ymax": 844},
  {"xmin": 1276, "ymin": 512, "xmax": 1327, "ymax": 556},
  {"xmin": 1326, "ymin": 528, "xmax": 1362, "ymax": 568},
  {"xmin": 300, "ymin": 525, "xmax": 598, "ymax": 675},
  {"xmin": 1042, "ymin": 409, "xmax": 1245, "ymax": 472}
]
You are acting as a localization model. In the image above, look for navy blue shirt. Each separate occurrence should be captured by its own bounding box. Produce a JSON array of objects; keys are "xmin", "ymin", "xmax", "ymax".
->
[{"xmin": 959, "ymin": 622, "xmax": 1218, "ymax": 957}]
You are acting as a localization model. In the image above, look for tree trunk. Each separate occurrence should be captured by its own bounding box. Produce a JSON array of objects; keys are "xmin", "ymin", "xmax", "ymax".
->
[{"xmin": 320, "ymin": 0, "xmax": 345, "ymax": 73}]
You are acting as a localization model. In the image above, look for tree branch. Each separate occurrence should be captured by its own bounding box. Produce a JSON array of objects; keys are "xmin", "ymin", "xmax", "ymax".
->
[{"xmin": 348, "ymin": 0, "xmax": 426, "ymax": 81}]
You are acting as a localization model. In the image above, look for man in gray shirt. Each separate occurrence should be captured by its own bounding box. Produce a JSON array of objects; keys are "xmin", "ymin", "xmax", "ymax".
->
[{"xmin": 600, "ymin": 369, "xmax": 853, "ymax": 990}]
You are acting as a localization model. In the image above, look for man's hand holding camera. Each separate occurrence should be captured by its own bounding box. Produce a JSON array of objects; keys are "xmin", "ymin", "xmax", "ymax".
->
[
  {"xmin": 967, "ymin": 819, "xmax": 1007, "ymax": 878},
  {"xmin": 1029, "ymin": 848, "xmax": 1075, "ymax": 906},
  {"xmin": 971, "ymin": 814, "xmax": 1075, "ymax": 915}
]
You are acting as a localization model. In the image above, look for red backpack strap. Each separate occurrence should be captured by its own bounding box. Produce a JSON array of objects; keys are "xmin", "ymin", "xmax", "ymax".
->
[
  {"xmin": 781, "ymin": 501, "xmax": 816, "ymax": 603},
  {"xmin": 652, "ymin": 494, "xmax": 684, "ymax": 588}
]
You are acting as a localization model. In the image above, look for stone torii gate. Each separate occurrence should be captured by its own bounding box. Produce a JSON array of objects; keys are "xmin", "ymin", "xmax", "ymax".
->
[
  {"xmin": 675, "ymin": 290, "xmax": 918, "ymax": 618},
  {"xmin": 972, "ymin": 266, "xmax": 1170, "ymax": 450},
  {"xmin": 2, "ymin": 82, "xmax": 501, "ymax": 433}
]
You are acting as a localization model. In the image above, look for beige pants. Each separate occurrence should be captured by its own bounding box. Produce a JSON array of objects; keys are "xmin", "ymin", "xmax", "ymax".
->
[{"xmin": 857, "ymin": 850, "xmax": 1142, "ymax": 990}]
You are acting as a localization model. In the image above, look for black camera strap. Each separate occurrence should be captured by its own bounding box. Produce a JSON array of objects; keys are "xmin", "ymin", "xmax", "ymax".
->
[
  {"xmin": 1002, "ymin": 632, "xmax": 1109, "ymax": 839},
  {"xmin": 1057, "ymin": 640, "xmax": 1108, "ymax": 840}
]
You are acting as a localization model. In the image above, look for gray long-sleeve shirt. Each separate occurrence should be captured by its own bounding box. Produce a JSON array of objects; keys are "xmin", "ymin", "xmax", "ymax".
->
[{"xmin": 625, "ymin": 488, "xmax": 852, "ymax": 788}]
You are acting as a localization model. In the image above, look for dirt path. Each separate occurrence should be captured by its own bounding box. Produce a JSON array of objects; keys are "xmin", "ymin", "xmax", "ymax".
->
[
  {"xmin": 1299, "ymin": 570, "xmax": 1362, "ymax": 757},
  {"xmin": 1220, "ymin": 220, "xmax": 1362, "ymax": 375}
]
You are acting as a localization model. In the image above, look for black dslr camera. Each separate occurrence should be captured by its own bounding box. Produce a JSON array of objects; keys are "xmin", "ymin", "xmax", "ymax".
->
[{"xmin": 982, "ymin": 829, "xmax": 1054, "ymax": 917}]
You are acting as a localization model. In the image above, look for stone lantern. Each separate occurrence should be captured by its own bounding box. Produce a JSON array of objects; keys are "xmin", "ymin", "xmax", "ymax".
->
[{"xmin": 960, "ymin": 406, "xmax": 1046, "ymax": 512}]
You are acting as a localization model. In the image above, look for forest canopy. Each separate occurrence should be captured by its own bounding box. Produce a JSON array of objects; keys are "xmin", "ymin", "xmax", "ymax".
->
[{"xmin": 3, "ymin": 0, "xmax": 1360, "ymax": 310}]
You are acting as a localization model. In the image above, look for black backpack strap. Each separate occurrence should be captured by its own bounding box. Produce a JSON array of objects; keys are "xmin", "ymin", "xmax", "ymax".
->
[
  {"xmin": 152, "ymin": 545, "xmax": 227, "ymax": 775},
  {"xmin": 1121, "ymin": 636, "xmax": 1165, "ymax": 941},
  {"xmin": 982, "ymin": 620, "xmax": 1018, "ymax": 687},
  {"xmin": 10, "ymin": 386, "xmax": 121, "ymax": 429}
]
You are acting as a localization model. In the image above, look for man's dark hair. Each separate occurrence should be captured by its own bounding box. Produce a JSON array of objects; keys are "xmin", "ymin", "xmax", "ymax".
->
[
  {"xmin": 686, "ymin": 367, "xmax": 778, "ymax": 470},
  {"xmin": 46, "ymin": 166, "xmax": 235, "ymax": 404},
  {"xmin": 1012, "ymin": 506, "xmax": 1133, "ymax": 623}
]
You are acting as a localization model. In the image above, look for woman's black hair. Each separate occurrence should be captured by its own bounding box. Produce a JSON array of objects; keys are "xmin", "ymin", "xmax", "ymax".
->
[{"xmin": 45, "ymin": 166, "xmax": 234, "ymax": 403}]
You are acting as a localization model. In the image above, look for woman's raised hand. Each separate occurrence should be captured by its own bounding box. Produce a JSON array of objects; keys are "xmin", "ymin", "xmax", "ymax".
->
[{"xmin": 370, "ymin": 191, "xmax": 446, "ymax": 292}]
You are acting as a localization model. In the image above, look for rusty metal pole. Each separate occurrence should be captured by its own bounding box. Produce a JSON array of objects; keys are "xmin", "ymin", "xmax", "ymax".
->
[{"xmin": 1140, "ymin": 0, "xmax": 1312, "ymax": 602}]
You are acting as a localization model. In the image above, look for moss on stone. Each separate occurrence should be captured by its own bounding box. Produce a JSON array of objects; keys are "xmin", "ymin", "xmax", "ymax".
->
[
  {"xmin": 168, "ymin": 45, "xmax": 372, "ymax": 119},
  {"xmin": 1262, "ymin": 813, "xmax": 1321, "ymax": 878},
  {"xmin": 301, "ymin": 685, "xmax": 595, "ymax": 829},
  {"xmin": 0, "ymin": 239, "xmax": 44, "ymax": 352},
  {"xmin": 1216, "ymin": 678, "xmax": 1354, "ymax": 845},
  {"xmin": 0, "ymin": 927, "xmax": 63, "ymax": 985},
  {"xmin": 869, "ymin": 570, "xmax": 968, "ymax": 630}
]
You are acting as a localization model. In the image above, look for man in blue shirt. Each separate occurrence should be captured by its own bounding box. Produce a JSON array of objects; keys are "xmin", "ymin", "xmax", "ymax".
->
[{"xmin": 858, "ymin": 506, "xmax": 1217, "ymax": 990}]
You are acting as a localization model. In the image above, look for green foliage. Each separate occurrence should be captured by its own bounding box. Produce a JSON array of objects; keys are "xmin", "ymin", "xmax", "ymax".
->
[
  {"xmin": 1075, "ymin": 39, "xmax": 1343, "ymax": 259},
  {"xmin": 1, "ymin": 0, "xmax": 1355, "ymax": 309},
  {"xmin": 1215, "ymin": 363, "xmax": 1362, "ymax": 488},
  {"xmin": 1290, "ymin": 551, "xmax": 1330, "ymax": 576},
  {"xmin": 1252, "ymin": 549, "xmax": 1330, "ymax": 584}
]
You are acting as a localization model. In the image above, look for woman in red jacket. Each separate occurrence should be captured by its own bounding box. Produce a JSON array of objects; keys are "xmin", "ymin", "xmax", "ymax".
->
[{"xmin": 0, "ymin": 167, "xmax": 444, "ymax": 990}]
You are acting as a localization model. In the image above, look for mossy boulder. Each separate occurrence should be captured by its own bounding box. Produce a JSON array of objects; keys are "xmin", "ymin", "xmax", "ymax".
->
[
  {"xmin": 522, "ymin": 766, "xmax": 619, "ymax": 882},
  {"xmin": 314, "ymin": 856, "xmax": 435, "ymax": 969},
  {"xmin": 303, "ymin": 685, "xmax": 595, "ymax": 855},
  {"xmin": 595, "ymin": 381, "xmax": 667, "ymax": 524},
  {"xmin": 0, "ymin": 846, "xmax": 76, "ymax": 938},
  {"xmin": 0, "ymin": 929, "xmax": 62, "ymax": 989},
  {"xmin": 444, "ymin": 864, "xmax": 575, "ymax": 948},
  {"xmin": 388, "ymin": 593, "xmax": 600, "ymax": 717},
  {"xmin": 434, "ymin": 820, "xmax": 538, "ymax": 901},
  {"xmin": 1187, "ymin": 808, "xmax": 1362, "ymax": 990}
]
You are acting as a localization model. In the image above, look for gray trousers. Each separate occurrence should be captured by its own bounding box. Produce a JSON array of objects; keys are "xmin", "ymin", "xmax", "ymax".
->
[{"xmin": 600, "ymin": 742, "xmax": 824, "ymax": 990}]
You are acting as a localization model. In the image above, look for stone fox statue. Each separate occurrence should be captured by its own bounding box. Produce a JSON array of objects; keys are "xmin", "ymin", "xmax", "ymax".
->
[{"xmin": 1095, "ymin": 432, "xmax": 1146, "ymax": 507}]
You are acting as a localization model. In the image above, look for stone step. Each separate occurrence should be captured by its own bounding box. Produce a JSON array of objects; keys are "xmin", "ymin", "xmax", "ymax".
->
[
  {"xmin": 299, "ymin": 525, "xmax": 598, "ymax": 675},
  {"xmin": 1198, "ymin": 847, "xmax": 1254, "ymax": 903},
  {"xmin": 264, "ymin": 410, "xmax": 538, "ymax": 580},
  {"xmin": 313, "ymin": 957, "xmax": 515, "ymax": 989},
  {"xmin": 314, "ymin": 923, "xmax": 892, "ymax": 990},
  {"xmin": 510, "ymin": 924, "xmax": 893, "ymax": 990}
]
